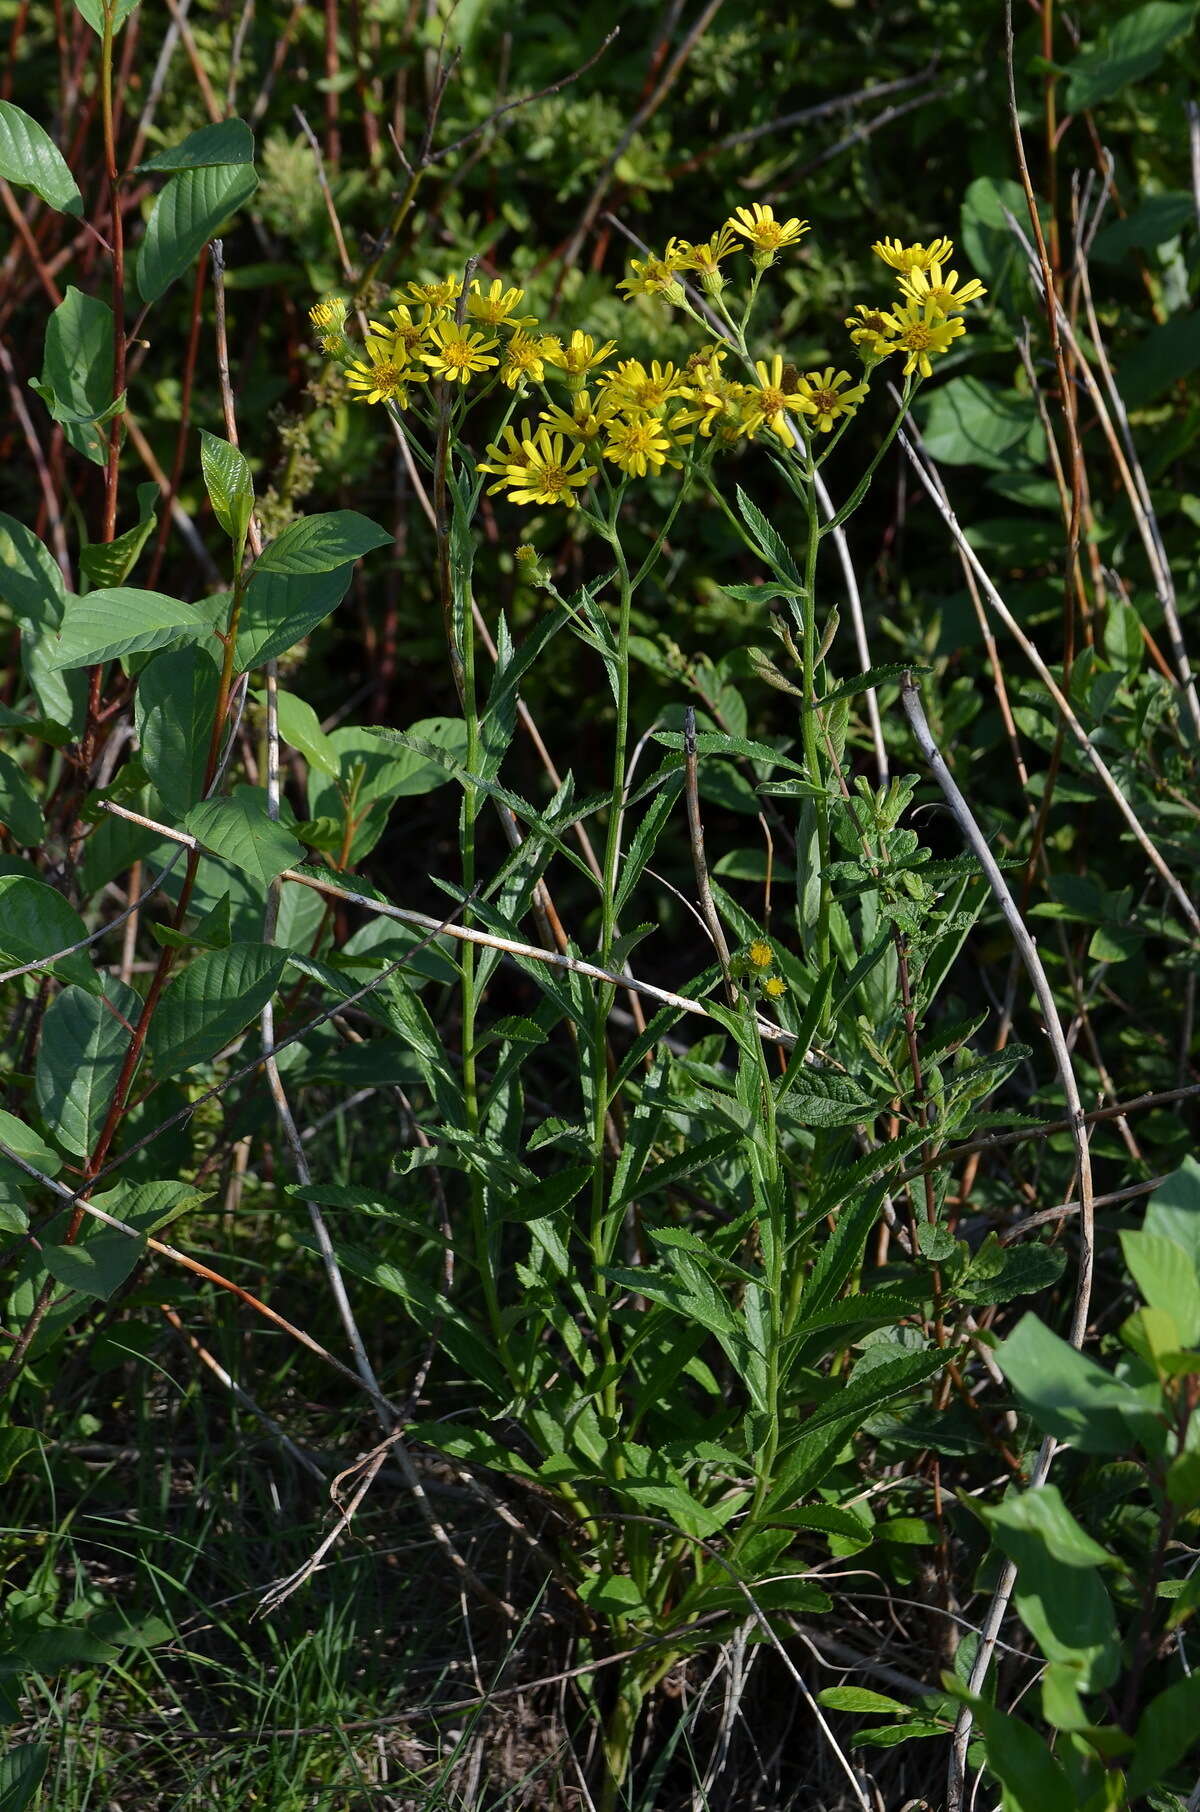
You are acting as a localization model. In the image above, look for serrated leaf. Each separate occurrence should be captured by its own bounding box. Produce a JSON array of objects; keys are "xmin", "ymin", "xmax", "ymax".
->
[
  {"xmin": 199, "ymin": 431, "xmax": 254, "ymax": 549},
  {"xmin": 34, "ymin": 978, "xmax": 141, "ymax": 1158},
  {"xmin": 137, "ymin": 118, "xmax": 254, "ymax": 172},
  {"xmin": 253, "ymin": 510, "xmax": 391, "ymax": 576},
  {"xmin": 150, "ymin": 943, "xmax": 286, "ymax": 1073},
  {"xmin": 51, "ymin": 587, "xmax": 215, "ymax": 668},
  {"xmin": 960, "ymin": 1235, "xmax": 1066, "ymax": 1305},
  {"xmin": 186, "ymin": 787, "xmax": 302, "ymax": 883},
  {"xmin": 0, "ymin": 101, "xmax": 81, "ymax": 214},
  {"xmin": 137, "ymin": 162, "xmax": 259, "ymax": 302},
  {"xmin": 0, "ymin": 876, "xmax": 96, "ymax": 990},
  {"xmin": 135, "ymin": 644, "xmax": 219, "ymax": 815}
]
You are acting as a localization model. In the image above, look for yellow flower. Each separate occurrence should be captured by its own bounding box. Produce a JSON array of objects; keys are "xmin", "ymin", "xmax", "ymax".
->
[
  {"xmin": 727, "ymin": 203, "xmax": 809, "ymax": 263},
  {"xmin": 616, "ymin": 240, "xmax": 688, "ymax": 303},
  {"xmin": 478, "ymin": 426, "xmax": 597, "ymax": 507},
  {"xmin": 420, "ymin": 320, "xmax": 500, "ymax": 383},
  {"xmin": 844, "ymin": 304, "xmax": 897, "ymax": 362},
  {"xmin": 345, "ymin": 333, "xmax": 428, "ymax": 407},
  {"xmin": 377, "ymin": 302, "xmax": 436, "ymax": 356},
  {"xmin": 500, "ymin": 330, "xmax": 549, "ymax": 389},
  {"xmin": 897, "ymin": 260, "xmax": 987, "ymax": 314},
  {"xmin": 880, "ymin": 300, "xmax": 965, "ymax": 378},
  {"xmin": 677, "ymin": 223, "xmax": 740, "ymax": 292},
  {"xmin": 871, "ymin": 236, "xmax": 955, "ymax": 274},
  {"xmin": 466, "ymin": 279, "xmax": 538, "ymax": 331},
  {"xmin": 545, "ymin": 329, "xmax": 618, "ymax": 389},
  {"xmin": 603, "ymin": 415, "xmax": 677, "ymax": 478},
  {"xmin": 601, "ymin": 358, "xmax": 687, "ymax": 414},
  {"xmin": 740, "ymin": 354, "xmax": 811, "ymax": 441},
  {"xmin": 674, "ymin": 367, "xmax": 752, "ymax": 440},
  {"xmin": 795, "ymin": 367, "xmax": 870, "ymax": 434},
  {"xmin": 747, "ymin": 939, "xmax": 773, "ymax": 968},
  {"xmin": 538, "ymin": 387, "xmax": 619, "ymax": 442},
  {"xmin": 762, "ymin": 974, "xmax": 788, "ymax": 999},
  {"xmin": 406, "ymin": 274, "xmax": 463, "ymax": 308}
]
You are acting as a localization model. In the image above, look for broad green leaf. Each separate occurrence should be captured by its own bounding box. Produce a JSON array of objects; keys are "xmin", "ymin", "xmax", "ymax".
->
[
  {"xmin": 958, "ymin": 1697, "xmax": 1076, "ymax": 1812},
  {"xmin": 816, "ymin": 1687, "xmax": 913, "ymax": 1716},
  {"xmin": 1127, "ymin": 1674, "xmax": 1200, "ymax": 1798},
  {"xmin": 960, "ymin": 175, "xmax": 1047, "ymax": 299},
  {"xmin": 996, "ymin": 1313, "xmax": 1157, "ymax": 1452},
  {"xmin": 1121, "ymin": 1229, "xmax": 1200, "ymax": 1344},
  {"xmin": 42, "ymin": 1227, "xmax": 144, "ymax": 1300},
  {"xmin": 960, "ymin": 1235, "xmax": 1067, "ymax": 1306},
  {"xmin": 0, "ymin": 1742, "xmax": 48, "ymax": 1812},
  {"xmin": 91, "ymin": 1178, "xmax": 208, "ymax": 1234},
  {"xmin": 1145, "ymin": 1158, "xmax": 1200, "ymax": 1270},
  {"xmin": 135, "ymin": 644, "xmax": 219, "ymax": 815},
  {"xmin": 984, "ymin": 1487, "xmax": 1120, "ymax": 1691},
  {"xmin": 0, "ymin": 513, "xmax": 67, "ymax": 627},
  {"xmin": 1119, "ymin": 314, "xmax": 1200, "ymax": 410},
  {"xmin": 1092, "ymin": 192, "xmax": 1195, "ymax": 260},
  {"xmin": 150, "ymin": 943, "xmax": 286, "ymax": 1073},
  {"xmin": 919, "ymin": 377, "xmax": 1045, "ymax": 472},
  {"xmin": 34, "ymin": 978, "xmax": 141, "ymax": 1159},
  {"xmin": 346, "ymin": 719, "xmax": 471, "ymax": 801},
  {"xmin": 234, "ymin": 564, "xmax": 354, "ymax": 670},
  {"xmin": 73, "ymin": 0, "xmax": 140, "ymax": 32},
  {"xmin": 137, "ymin": 162, "xmax": 259, "ymax": 302},
  {"xmin": 137, "ymin": 119, "xmax": 254, "ymax": 172},
  {"xmin": 185, "ymin": 787, "xmax": 302, "ymax": 884},
  {"xmin": 0, "ymin": 1426, "xmax": 38, "ymax": 1486},
  {"xmin": 199, "ymin": 431, "xmax": 253, "ymax": 551},
  {"xmin": 0, "ymin": 876, "xmax": 96, "ymax": 990},
  {"xmin": 52, "ymin": 587, "xmax": 215, "ymax": 668},
  {"xmin": 272, "ymin": 688, "xmax": 339, "ymax": 779},
  {"xmin": 30, "ymin": 287, "xmax": 119, "ymax": 465},
  {"xmin": 0, "ymin": 1624, "xmax": 116, "ymax": 1676},
  {"xmin": 253, "ymin": 511, "xmax": 391, "ymax": 577},
  {"xmin": 78, "ymin": 482, "xmax": 158, "ymax": 588},
  {"xmin": 0, "ymin": 749, "xmax": 44, "ymax": 845},
  {"xmin": 0, "ymin": 1107, "xmax": 62, "ymax": 1177},
  {"xmin": 0, "ymin": 101, "xmax": 81, "ymax": 214},
  {"xmin": 1064, "ymin": 3, "xmax": 1196, "ymax": 111}
]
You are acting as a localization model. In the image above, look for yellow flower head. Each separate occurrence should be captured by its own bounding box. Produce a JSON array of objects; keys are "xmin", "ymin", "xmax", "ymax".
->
[
  {"xmin": 603, "ymin": 414, "xmax": 681, "ymax": 478},
  {"xmin": 420, "ymin": 319, "xmax": 500, "ymax": 383},
  {"xmin": 545, "ymin": 329, "xmax": 619, "ymax": 390},
  {"xmin": 601, "ymin": 358, "xmax": 688, "ymax": 415},
  {"xmin": 675, "ymin": 351, "xmax": 752, "ymax": 440},
  {"xmin": 844, "ymin": 304, "xmax": 896, "ymax": 363},
  {"xmin": 467, "ymin": 279, "xmax": 538, "ymax": 331},
  {"xmin": 406, "ymin": 274, "xmax": 464, "ymax": 308},
  {"xmin": 500, "ymin": 329, "xmax": 549, "ymax": 389},
  {"xmin": 539, "ymin": 387, "xmax": 619, "ymax": 443},
  {"xmin": 616, "ymin": 240, "xmax": 688, "ymax": 304},
  {"xmin": 740, "ymin": 354, "xmax": 810, "ymax": 442},
  {"xmin": 677, "ymin": 223, "xmax": 740, "ymax": 292},
  {"xmin": 747, "ymin": 939, "xmax": 774, "ymax": 968},
  {"xmin": 309, "ymin": 295, "xmax": 348, "ymax": 350},
  {"xmin": 897, "ymin": 261, "xmax": 987, "ymax": 315},
  {"xmin": 727, "ymin": 203, "xmax": 809, "ymax": 263},
  {"xmin": 345, "ymin": 332, "xmax": 429, "ymax": 407},
  {"xmin": 762, "ymin": 974, "xmax": 788, "ymax": 999},
  {"xmin": 477, "ymin": 425, "xmax": 597, "ymax": 508},
  {"xmin": 377, "ymin": 301, "xmax": 436, "ymax": 356},
  {"xmin": 795, "ymin": 367, "xmax": 870, "ymax": 434},
  {"xmin": 880, "ymin": 300, "xmax": 966, "ymax": 378},
  {"xmin": 872, "ymin": 236, "xmax": 955, "ymax": 274}
]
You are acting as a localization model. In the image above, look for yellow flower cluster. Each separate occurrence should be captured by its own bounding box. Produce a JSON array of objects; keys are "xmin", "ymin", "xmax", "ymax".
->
[
  {"xmin": 308, "ymin": 214, "xmax": 983, "ymax": 511},
  {"xmin": 745, "ymin": 939, "xmax": 787, "ymax": 999},
  {"xmin": 845, "ymin": 237, "xmax": 987, "ymax": 376}
]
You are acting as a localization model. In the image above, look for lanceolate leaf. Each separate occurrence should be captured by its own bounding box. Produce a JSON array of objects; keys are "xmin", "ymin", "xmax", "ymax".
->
[
  {"xmin": 150, "ymin": 943, "xmax": 286, "ymax": 1074},
  {"xmin": 52, "ymin": 588, "xmax": 215, "ymax": 668},
  {"xmin": 234, "ymin": 565, "xmax": 355, "ymax": 671},
  {"xmin": 78, "ymin": 483, "xmax": 159, "ymax": 588},
  {"xmin": 0, "ymin": 101, "xmax": 82, "ymax": 214},
  {"xmin": 135, "ymin": 644, "xmax": 219, "ymax": 816},
  {"xmin": 253, "ymin": 511, "xmax": 391, "ymax": 577},
  {"xmin": 0, "ymin": 876, "xmax": 97, "ymax": 991},
  {"xmin": 199, "ymin": 431, "xmax": 254, "ymax": 550},
  {"xmin": 30, "ymin": 287, "xmax": 119, "ymax": 465},
  {"xmin": 185, "ymin": 787, "xmax": 302, "ymax": 884},
  {"xmin": 137, "ymin": 163, "xmax": 259, "ymax": 303},
  {"xmin": 137, "ymin": 119, "xmax": 254, "ymax": 172},
  {"xmin": 0, "ymin": 514, "xmax": 68, "ymax": 627},
  {"xmin": 34, "ymin": 978, "xmax": 141, "ymax": 1159}
]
